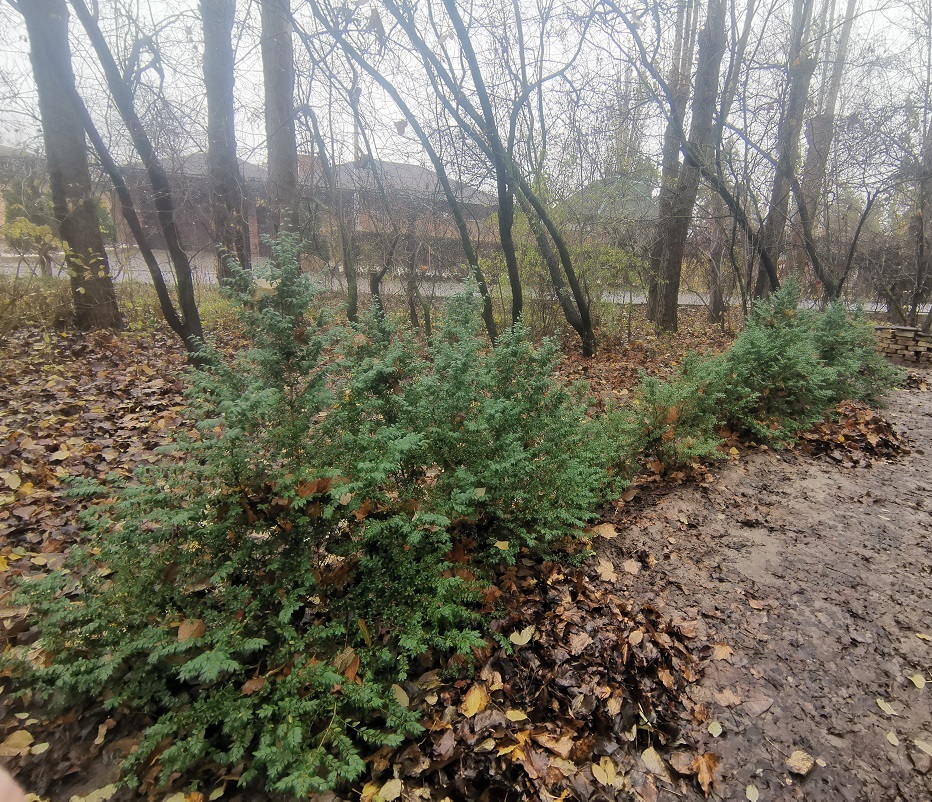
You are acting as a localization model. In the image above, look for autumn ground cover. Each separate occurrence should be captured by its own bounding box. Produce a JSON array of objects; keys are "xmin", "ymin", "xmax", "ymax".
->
[{"xmin": 0, "ymin": 288, "xmax": 924, "ymax": 801}]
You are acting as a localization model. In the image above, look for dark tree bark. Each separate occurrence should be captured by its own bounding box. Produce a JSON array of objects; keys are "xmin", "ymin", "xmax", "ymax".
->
[
  {"xmin": 19, "ymin": 0, "xmax": 121, "ymax": 330},
  {"xmin": 69, "ymin": 0, "xmax": 204, "ymax": 353},
  {"xmin": 753, "ymin": 0, "xmax": 818, "ymax": 298},
  {"xmin": 200, "ymin": 0, "xmax": 251, "ymax": 279},
  {"xmin": 260, "ymin": 0, "xmax": 300, "ymax": 233},
  {"xmin": 652, "ymin": 0, "xmax": 727, "ymax": 332}
]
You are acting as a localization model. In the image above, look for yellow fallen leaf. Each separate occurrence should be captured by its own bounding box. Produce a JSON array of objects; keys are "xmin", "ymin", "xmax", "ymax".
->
[
  {"xmin": 29, "ymin": 742, "xmax": 49, "ymax": 755},
  {"xmin": 746, "ymin": 784, "xmax": 759, "ymax": 802},
  {"xmin": 909, "ymin": 674, "xmax": 926, "ymax": 689},
  {"xmin": 509, "ymin": 625, "xmax": 535, "ymax": 646},
  {"xmin": 876, "ymin": 698, "xmax": 898, "ymax": 716},
  {"xmin": 460, "ymin": 684, "xmax": 490, "ymax": 718},
  {"xmin": 0, "ymin": 555, "xmax": 8, "ymax": 572},
  {"xmin": 641, "ymin": 746, "xmax": 666, "ymax": 775},
  {"xmin": 2, "ymin": 472, "xmax": 21, "ymax": 490},
  {"xmin": 916, "ymin": 633, "xmax": 932, "ymax": 641},
  {"xmin": 494, "ymin": 540, "xmax": 510, "ymax": 551},
  {"xmin": 886, "ymin": 731, "xmax": 900, "ymax": 746},
  {"xmin": 391, "ymin": 684, "xmax": 410, "ymax": 707},
  {"xmin": 505, "ymin": 709, "xmax": 529, "ymax": 722},
  {"xmin": 208, "ymin": 787, "xmax": 225, "ymax": 801},
  {"xmin": 591, "ymin": 755, "xmax": 617, "ymax": 785},
  {"xmin": 915, "ymin": 739, "xmax": 932, "ymax": 757},
  {"xmin": 360, "ymin": 781, "xmax": 381, "ymax": 802},
  {"xmin": 708, "ymin": 721, "xmax": 723, "ymax": 737},
  {"xmin": 379, "ymin": 778, "xmax": 403, "ymax": 801},
  {"xmin": 0, "ymin": 729, "xmax": 34, "ymax": 753}
]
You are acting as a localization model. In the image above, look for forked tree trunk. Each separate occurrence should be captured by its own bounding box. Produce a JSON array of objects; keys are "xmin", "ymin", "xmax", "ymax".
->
[
  {"xmin": 200, "ymin": 0, "xmax": 251, "ymax": 279},
  {"xmin": 21, "ymin": 0, "xmax": 122, "ymax": 330}
]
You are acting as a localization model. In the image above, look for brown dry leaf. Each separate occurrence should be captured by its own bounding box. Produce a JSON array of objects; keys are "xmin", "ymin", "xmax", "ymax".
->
[
  {"xmin": 712, "ymin": 643, "xmax": 733, "ymax": 661},
  {"xmin": 460, "ymin": 684, "xmax": 490, "ymax": 718},
  {"xmin": 692, "ymin": 752, "xmax": 718, "ymax": 796},
  {"xmin": 241, "ymin": 677, "xmax": 267, "ymax": 696},
  {"xmin": 595, "ymin": 557, "xmax": 617, "ymax": 582},
  {"xmin": 621, "ymin": 487, "xmax": 638, "ymax": 502},
  {"xmin": 591, "ymin": 755, "xmax": 617, "ymax": 786},
  {"xmin": 623, "ymin": 558, "xmax": 641, "ymax": 575},
  {"xmin": 568, "ymin": 631, "xmax": 593, "ymax": 655},
  {"xmin": 533, "ymin": 731, "xmax": 575, "ymax": 759},
  {"xmin": 588, "ymin": 523, "xmax": 618, "ymax": 540},
  {"xmin": 657, "ymin": 668, "xmax": 675, "ymax": 690},
  {"xmin": 748, "ymin": 598, "xmax": 764, "ymax": 610},
  {"xmin": 177, "ymin": 618, "xmax": 206, "ymax": 642},
  {"xmin": 668, "ymin": 751, "xmax": 696, "ymax": 775},
  {"xmin": 715, "ymin": 687, "xmax": 742, "ymax": 707}
]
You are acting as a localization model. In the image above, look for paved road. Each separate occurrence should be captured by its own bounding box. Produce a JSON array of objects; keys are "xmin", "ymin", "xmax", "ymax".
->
[{"xmin": 2, "ymin": 247, "xmax": 928, "ymax": 316}]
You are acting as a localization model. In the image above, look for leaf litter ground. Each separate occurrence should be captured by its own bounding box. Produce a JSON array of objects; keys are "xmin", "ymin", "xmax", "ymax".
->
[{"xmin": 0, "ymin": 326, "xmax": 928, "ymax": 801}]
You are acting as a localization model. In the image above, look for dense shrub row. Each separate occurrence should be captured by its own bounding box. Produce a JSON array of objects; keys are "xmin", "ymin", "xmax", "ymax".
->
[{"xmin": 11, "ymin": 243, "xmax": 897, "ymax": 795}]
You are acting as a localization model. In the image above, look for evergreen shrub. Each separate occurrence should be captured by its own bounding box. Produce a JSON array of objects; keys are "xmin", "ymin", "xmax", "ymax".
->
[{"xmin": 12, "ymin": 237, "xmax": 609, "ymax": 795}]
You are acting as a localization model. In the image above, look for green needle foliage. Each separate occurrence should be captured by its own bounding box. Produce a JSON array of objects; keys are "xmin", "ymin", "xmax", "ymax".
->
[{"xmin": 12, "ymin": 236, "xmax": 609, "ymax": 795}]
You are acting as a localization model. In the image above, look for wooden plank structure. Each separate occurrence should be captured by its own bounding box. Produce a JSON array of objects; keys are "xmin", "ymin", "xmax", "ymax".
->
[{"xmin": 875, "ymin": 326, "xmax": 932, "ymax": 364}]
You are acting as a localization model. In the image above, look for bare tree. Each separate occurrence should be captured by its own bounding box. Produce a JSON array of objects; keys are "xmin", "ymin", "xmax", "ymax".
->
[{"xmin": 14, "ymin": 0, "xmax": 122, "ymax": 330}]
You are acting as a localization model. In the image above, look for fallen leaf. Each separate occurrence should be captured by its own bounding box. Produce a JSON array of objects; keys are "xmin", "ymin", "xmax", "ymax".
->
[
  {"xmin": 533, "ymin": 731, "xmax": 574, "ymax": 759},
  {"xmin": 886, "ymin": 731, "xmax": 900, "ymax": 746},
  {"xmin": 379, "ymin": 779, "xmax": 403, "ymax": 801},
  {"xmin": 474, "ymin": 487, "xmax": 486, "ymax": 498},
  {"xmin": 494, "ymin": 540, "xmax": 510, "ymax": 551},
  {"xmin": 715, "ymin": 687, "xmax": 741, "ymax": 707},
  {"xmin": 208, "ymin": 788, "xmax": 225, "ymax": 801},
  {"xmin": 623, "ymin": 558, "xmax": 640, "ymax": 575},
  {"xmin": 505, "ymin": 709, "xmax": 529, "ymax": 722},
  {"xmin": 712, "ymin": 643, "xmax": 733, "ymax": 661},
  {"xmin": 692, "ymin": 752, "xmax": 718, "ymax": 795},
  {"xmin": 917, "ymin": 633, "xmax": 932, "ymax": 641},
  {"xmin": 785, "ymin": 749, "xmax": 815, "ymax": 775},
  {"xmin": 915, "ymin": 739, "xmax": 932, "ymax": 757},
  {"xmin": 391, "ymin": 684, "xmax": 410, "ymax": 707},
  {"xmin": 460, "ymin": 684, "xmax": 490, "ymax": 718},
  {"xmin": 509, "ymin": 625, "xmax": 536, "ymax": 646},
  {"xmin": 241, "ymin": 677, "xmax": 267, "ymax": 696},
  {"xmin": 748, "ymin": 598, "xmax": 764, "ymax": 610},
  {"xmin": 29, "ymin": 742, "xmax": 50, "ymax": 755},
  {"xmin": 641, "ymin": 746, "xmax": 666, "ymax": 775},
  {"xmin": 876, "ymin": 698, "xmax": 898, "ymax": 716},
  {"xmin": 588, "ymin": 523, "xmax": 618, "ymax": 539},
  {"xmin": 909, "ymin": 674, "xmax": 926, "ymax": 689},
  {"xmin": 0, "ymin": 730, "xmax": 34, "ymax": 756},
  {"xmin": 707, "ymin": 721, "xmax": 723, "ymax": 737},
  {"xmin": 746, "ymin": 783, "xmax": 759, "ymax": 801},
  {"xmin": 595, "ymin": 557, "xmax": 617, "ymax": 582},
  {"xmin": 591, "ymin": 755, "xmax": 617, "ymax": 786},
  {"xmin": 177, "ymin": 618, "xmax": 206, "ymax": 642}
]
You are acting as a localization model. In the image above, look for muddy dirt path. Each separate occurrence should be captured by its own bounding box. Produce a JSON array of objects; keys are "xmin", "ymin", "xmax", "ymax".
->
[{"xmin": 603, "ymin": 371, "xmax": 932, "ymax": 801}]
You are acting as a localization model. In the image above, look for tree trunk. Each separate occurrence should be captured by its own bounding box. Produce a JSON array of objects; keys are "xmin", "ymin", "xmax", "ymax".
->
[
  {"xmin": 754, "ymin": 0, "xmax": 818, "ymax": 297},
  {"xmin": 200, "ymin": 0, "xmax": 251, "ymax": 280},
  {"xmin": 261, "ymin": 0, "xmax": 300, "ymax": 233},
  {"xmin": 70, "ymin": 0, "xmax": 204, "ymax": 353},
  {"xmin": 21, "ymin": 0, "xmax": 122, "ymax": 330},
  {"xmin": 647, "ymin": 0, "xmax": 699, "ymax": 323},
  {"xmin": 652, "ymin": 0, "xmax": 727, "ymax": 332},
  {"xmin": 708, "ymin": 192, "xmax": 728, "ymax": 326}
]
